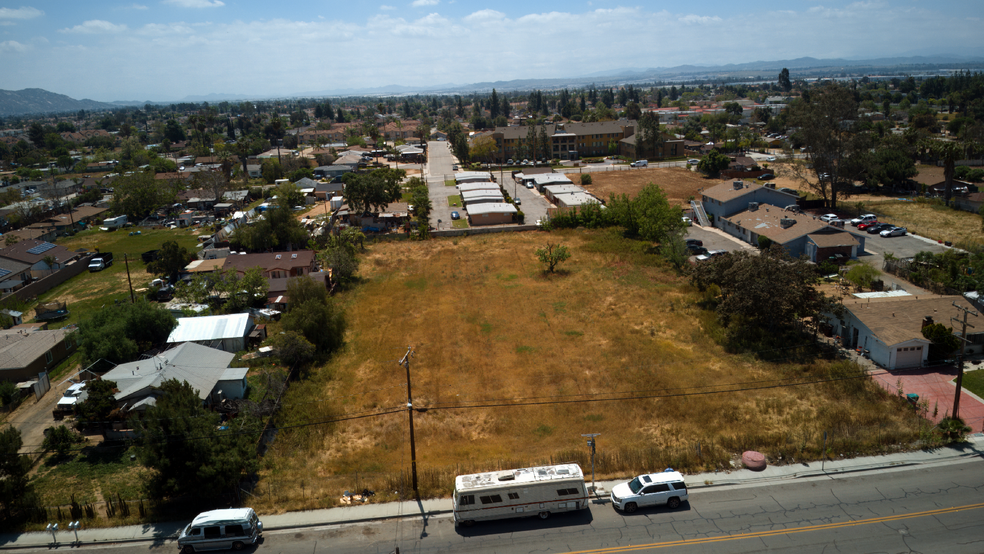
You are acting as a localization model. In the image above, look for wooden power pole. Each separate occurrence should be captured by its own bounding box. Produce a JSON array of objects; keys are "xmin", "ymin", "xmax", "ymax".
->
[{"xmin": 950, "ymin": 301, "xmax": 978, "ymax": 420}]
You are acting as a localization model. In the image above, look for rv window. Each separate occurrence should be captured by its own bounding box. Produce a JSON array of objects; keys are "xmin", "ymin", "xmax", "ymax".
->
[
  {"xmin": 508, "ymin": 493, "xmax": 520, "ymax": 500},
  {"xmin": 203, "ymin": 526, "xmax": 221, "ymax": 539},
  {"xmin": 226, "ymin": 525, "xmax": 245, "ymax": 537},
  {"xmin": 557, "ymin": 488, "xmax": 580, "ymax": 496},
  {"xmin": 458, "ymin": 494, "xmax": 475, "ymax": 506},
  {"xmin": 479, "ymin": 495, "xmax": 503, "ymax": 504}
]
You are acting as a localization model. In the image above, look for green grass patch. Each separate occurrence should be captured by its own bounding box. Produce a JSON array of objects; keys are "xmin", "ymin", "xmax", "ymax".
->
[
  {"xmin": 404, "ymin": 277, "xmax": 428, "ymax": 290},
  {"xmin": 444, "ymin": 179, "xmax": 456, "ymax": 187},
  {"xmin": 533, "ymin": 424, "xmax": 554, "ymax": 438},
  {"xmin": 962, "ymin": 369, "xmax": 984, "ymax": 400},
  {"xmin": 564, "ymin": 330, "xmax": 584, "ymax": 337},
  {"xmin": 515, "ymin": 345, "xmax": 535, "ymax": 354},
  {"xmin": 451, "ymin": 219, "xmax": 469, "ymax": 229},
  {"xmin": 33, "ymin": 445, "xmax": 149, "ymax": 505},
  {"xmin": 447, "ymin": 195, "xmax": 462, "ymax": 207}
]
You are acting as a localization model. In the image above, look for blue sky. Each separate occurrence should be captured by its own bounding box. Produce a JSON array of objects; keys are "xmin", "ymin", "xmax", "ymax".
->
[{"xmin": 0, "ymin": 1, "xmax": 981, "ymax": 102}]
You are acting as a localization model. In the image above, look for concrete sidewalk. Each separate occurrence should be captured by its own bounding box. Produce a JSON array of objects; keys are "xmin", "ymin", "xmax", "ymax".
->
[{"xmin": 3, "ymin": 434, "xmax": 982, "ymax": 550}]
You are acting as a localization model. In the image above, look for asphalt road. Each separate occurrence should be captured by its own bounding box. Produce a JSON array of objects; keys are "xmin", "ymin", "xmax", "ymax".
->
[{"xmin": 66, "ymin": 459, "xmax": 984, "ymax": 554}]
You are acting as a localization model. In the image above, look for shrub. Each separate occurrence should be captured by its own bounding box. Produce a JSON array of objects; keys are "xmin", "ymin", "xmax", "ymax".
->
[{"xmin": 580, "ymin": 173, "xmax": 593, "ymax": 185}]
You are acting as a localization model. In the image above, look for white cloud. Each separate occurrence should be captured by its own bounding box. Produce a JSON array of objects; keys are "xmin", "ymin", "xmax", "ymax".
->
[
  {"xmin": 126, "ymin": 4, "xmax": 150, "ymax": 9},
  {"xmin": 380, "ymin": 5, "xmax": 396, "ymax": 10},
  {"xmin": 0, "ymin": 6, "xmax": 44, "ymax": 20},
  {"xmin": 59, "ymin": 20, "xmax": 129, "ymax": 34},
  {"xmin": 163, "ymin": 0, "xmax": 225, "ymax": 8},
  {"xmin": 0, "ymin": 40, "xmax": 28, "ymax": 54},
  {"xmin": 678, "ymin": 14, "xmax": 722, "ymax": 25},
  {"xmin": 411, "ymin": 0, "xmax": 438, "ymax": 7},
  {"xmin": 463, "ymin": 9, "xmax": 505, "ymax": 23}
]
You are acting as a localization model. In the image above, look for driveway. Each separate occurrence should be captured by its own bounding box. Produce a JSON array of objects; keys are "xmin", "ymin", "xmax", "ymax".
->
[
  {"xmin": 5, "ymin": 376, "xmax": 73, "ymax": 455},
  {"xmin": 424, "ymin": 141, "xmax": 458, "ymax": 230}
]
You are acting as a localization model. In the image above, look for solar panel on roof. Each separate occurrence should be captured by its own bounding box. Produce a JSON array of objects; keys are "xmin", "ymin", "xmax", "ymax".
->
[
  {"xmin": 26, "ymin": 242, "xmax": 56, "ymax": 255},
  {"xmin": 0, "ymin": 269, "xmax": 10, "ymax": 279}
]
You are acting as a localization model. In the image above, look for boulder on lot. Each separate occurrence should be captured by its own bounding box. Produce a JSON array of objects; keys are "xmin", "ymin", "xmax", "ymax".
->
[{"xmin": 742, "ymin": 450, "xmax": 767, "ymax": 471}]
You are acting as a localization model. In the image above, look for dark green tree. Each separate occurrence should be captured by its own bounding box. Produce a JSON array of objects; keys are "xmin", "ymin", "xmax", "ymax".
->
[
  {"xmin": 281, "ymin": 276, "xmax": 345, "ymax": 356},
  {"xmin": 607, "ymin": 183, "xmax": 685, "ymax": 243},
  {"xmin": 42, "ymin": 425, "xmax": 82, "ymax": 457},
  {"xmin": 696, "ymin": 149, "xmax": 731, "ymax": 177},
  {"xmin": 535, "ymin": 243, "xmax": 571, "ymax": 273},
  {"xmin": 147, "ymin": 241, "xmax": 194, "ymax": 283},
  {"xmin": 134, "ymin": 379, "xmax": 259, "ymax": 502},
  {"xmin": 78, "ymin": 302, "xmax": 177, "ymax": 366},
  {"xmin": 111, "ymin": 170, "xmax": 180, "ymax": 219},
  {"xmin": 0, "ymin": 427, "xmax": 31, "ymax": 518},
  {"xmin": 778, "ymin": 68, "xmax": 792, "ymax": 93},
  {"xmin": 922, "ymin": 323, "xmax": 962, "ymax": 360},
  {"xmin": 74, "ymin": 379, "xmax": 119, "ymax": 428}
]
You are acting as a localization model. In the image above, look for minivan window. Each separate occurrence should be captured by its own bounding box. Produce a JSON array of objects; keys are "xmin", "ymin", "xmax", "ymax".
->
[
  {"xmin": 227, "ymin": 525, "xmax": 245, "ymax": 537},
  {"xmin": 203, "ymin": 526, "xmax": 220, "ymax": 539}
]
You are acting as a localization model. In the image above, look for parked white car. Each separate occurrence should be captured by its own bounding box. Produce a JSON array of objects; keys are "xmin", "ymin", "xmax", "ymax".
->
[
  {"xmin": 630, "ymin": 160, "xmax": 648, "ymax": 167},
  {"xmin": 819, "ymin": 213, "xmax": 839, "ymax": 223},
  {"xmin": 880, "ymin": 226, "xmax": 907, "ymax": 237},
  {"xmin": 611, "ymin": 470, "xmax": 688, "ymax": 513},
  {"xmin": 850, "ymin": 214, "xmax": 877, "ymax": 226}
]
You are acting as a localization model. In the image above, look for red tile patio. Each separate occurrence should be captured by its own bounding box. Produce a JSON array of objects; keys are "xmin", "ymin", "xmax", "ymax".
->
[{"xmin": 868, "ymin": 364, "xmax": 984, "ymax": 433}]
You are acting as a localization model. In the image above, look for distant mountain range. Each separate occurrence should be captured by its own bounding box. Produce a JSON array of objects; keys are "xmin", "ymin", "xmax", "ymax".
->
[
  {"xmin": 0, "ymin": 88, "xmax": 117, "ymax": 118},
  {"xmin": 3, "ymin": 54, "xmax": 983, "ymax": 117}
]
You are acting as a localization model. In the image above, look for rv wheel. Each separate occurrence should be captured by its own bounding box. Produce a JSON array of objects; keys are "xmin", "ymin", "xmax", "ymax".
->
[
  {"xmin": 667, "ymin": 497, "xmax": 681, "ymax": 509},
  {"xmin": 538, "ymin": 511, "xmax": 550, "ymax": 520},
  {"xmin": 232, "ymin": 542, "xmax": 245, "ymax": 551}
]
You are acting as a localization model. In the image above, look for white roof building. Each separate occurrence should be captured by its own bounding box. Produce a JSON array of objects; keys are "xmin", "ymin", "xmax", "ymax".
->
[{"xmin": 166, "ymin": 313, "xmax": 254, "ymax": 353}]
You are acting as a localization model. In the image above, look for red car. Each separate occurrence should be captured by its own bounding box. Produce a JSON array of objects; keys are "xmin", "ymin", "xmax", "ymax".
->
[{"xmin": 857, "ymin": 221, "xmax": 879, "ymax": 230}]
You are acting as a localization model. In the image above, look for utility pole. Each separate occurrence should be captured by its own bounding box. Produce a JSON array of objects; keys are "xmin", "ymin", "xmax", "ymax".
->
[
  {"xmin": 124, "ymin": 253, "xmax": 135, "ymax": 303},
  {"xmin": 950, "ymin": 301, "xmax": 978, "ymax": 420},
  {"xmin": 399, "ymin": 346, "xmax": 419, "ymax": 499},
  {"xmin": 581, "ymin": 433, "xmax": 600, "ymax": 496}
]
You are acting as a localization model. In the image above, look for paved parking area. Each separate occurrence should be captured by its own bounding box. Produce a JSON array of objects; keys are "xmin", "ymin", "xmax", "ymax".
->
[{"xmin": 685, "ymin": 224, "xmax": 757, "ymax": 253}]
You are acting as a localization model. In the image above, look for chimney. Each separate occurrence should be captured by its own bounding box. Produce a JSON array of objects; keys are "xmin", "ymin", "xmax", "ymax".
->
[{"xmin": 922, "ymin": 316, "xmax": 934, "ymax": 329}]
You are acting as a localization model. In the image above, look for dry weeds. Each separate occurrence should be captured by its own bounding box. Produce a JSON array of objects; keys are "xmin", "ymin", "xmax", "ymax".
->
[
  {"xmin": 573, "ymin": 167, "xmax": 711, "ymax": 206},
  {"xmin": 254, "ymin": 229, "xmax": 924, "ymax": 512}
]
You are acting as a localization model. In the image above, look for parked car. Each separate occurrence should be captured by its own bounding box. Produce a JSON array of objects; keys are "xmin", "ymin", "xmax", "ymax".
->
[
  {"xmin": 451, "ymin": 211, "xmax": 460, "ymax": 220},
  {"xmin": 685, "ymin": 238, "xmax": 703, "ymax": 247},
  {"xmin": 766, "ymin": 156, "xmax": 777, "ymax": 162},
  {"xmin": 610, "ymin": 470, "xmax": 688, "ymax": 513},
  {"xmin": 857, "ymin": 220, "xmax": 880, "ymax": 230},
  {"xmin": 850, "ymin": 214, "xmax": 877, "ymax": 226},
  {"xmin": 687, "ymin": 245, "xmax": 708, "ymax": 256},
  {"xmin": 880, "ymin": 226, "xmax": 907, "ymax": 237},
  {"xmin": 506, "ymin": 159, "xmax": 514, "ymax": 165},
  {"xmin": 526, "ymin": 182, "xmax": 534, "ymax": 189},
  {"xmin": 177, "ymin": 508, "xmax": 263, "ymax": 554},
  {"xmin": 867, "ymin": 223, "xmax": 894, "ymax": 234},
  {"xmin": 758, "ymin": 173, "xmax": 774, "ymax": 180},
  {"xmin": 688, "ymin": 159, "xmax": 700, "ymax": 165},
  {"xmin": 819, "ymin": 213, "xmax": 840, "ymax": 223},
  {"xmin": 630, "ymin": 160, "xmax": 648, "ymax": 167},
  {"xmin": 682, "ymin": 216, "xmax": 692, "ymax": 226},
  {"xmin": 513, "ymin": 198, "xmax": 521, "ymax": 205},
  {"xmin": 779, "ymin": 187, "xmax": 799, "ymax": 195}
]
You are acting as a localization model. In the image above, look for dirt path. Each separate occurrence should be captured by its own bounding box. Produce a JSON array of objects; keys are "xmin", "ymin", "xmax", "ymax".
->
[{"xmin": 4, "ymin": 374, "xmax": 75, "ymax": 455}]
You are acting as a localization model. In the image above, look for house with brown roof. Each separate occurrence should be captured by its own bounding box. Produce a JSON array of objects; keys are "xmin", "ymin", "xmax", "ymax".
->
[
  {"xmin": 827, "ymin": 295, "xmax": 984, "ymax": 369},
  {"xmin": 0, "ymin": 239, "xmax": 80, "ymax": 279},
  {"xmin": 221, "ymin": 250, "xmax": 317, "ymax": 279},
  {"xmin": 704, "ymin": 180, "xmax": 867, "ymax": 261}
]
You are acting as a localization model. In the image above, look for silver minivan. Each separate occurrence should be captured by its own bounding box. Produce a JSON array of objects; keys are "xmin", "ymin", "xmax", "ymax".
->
[{"xmin": 177, "ymin": 508, "xmax": 263, "ymax": 553}]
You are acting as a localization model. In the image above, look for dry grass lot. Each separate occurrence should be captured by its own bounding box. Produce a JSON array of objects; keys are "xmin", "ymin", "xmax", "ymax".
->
[
  {"xmin": 256, "ymin": 229, "xmax": 924, "ymax": 513},
  {"xmin": 572, "ymin": 167, "xmax": 710, "ymax": 205},
  {"xmin": 867, "ymin": 199, "xmax": 983, "ymax": 248}
]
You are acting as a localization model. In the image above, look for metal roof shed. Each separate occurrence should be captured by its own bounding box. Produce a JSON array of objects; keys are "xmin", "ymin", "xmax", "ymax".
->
[{"xmin": 167, "ymin": 313, "xmax": 254, "ymax": 353}]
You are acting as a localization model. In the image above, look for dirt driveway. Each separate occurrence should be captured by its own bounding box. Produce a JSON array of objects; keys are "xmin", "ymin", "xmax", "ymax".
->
[{"xmin": 3, "ymin": 376, "xmax": 73, "ymax": 455}]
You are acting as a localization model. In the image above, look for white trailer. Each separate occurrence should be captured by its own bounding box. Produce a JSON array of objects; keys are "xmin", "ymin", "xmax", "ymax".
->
[
  {"xmin": 452, "ymin": 463, "xmax": 589, "ymax": 526},
  {"xmin": 102, "ymin": 215, "xmax": 128, "ymax": 229}
]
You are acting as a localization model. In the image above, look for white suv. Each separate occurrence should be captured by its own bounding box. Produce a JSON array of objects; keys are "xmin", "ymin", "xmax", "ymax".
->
[
  {"xmin": 850, "ymin": 214, "xmax": 876, "ymax": 227},
  {"xmin": 611, "ymin": 470, "xmax": 688, "ymax": 513}
]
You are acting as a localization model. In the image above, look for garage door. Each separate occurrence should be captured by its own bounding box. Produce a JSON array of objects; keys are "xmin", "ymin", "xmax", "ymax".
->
[{"xmin": 894, "ymin": 346, "xmax": 923, "ymax": 369}]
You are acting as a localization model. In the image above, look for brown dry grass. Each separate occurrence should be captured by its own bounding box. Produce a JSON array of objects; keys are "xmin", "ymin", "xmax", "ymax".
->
[
  {"xmin": 865, "ymin": 199, "xmax": 984, "ymax": 248},
  {"xmin": 253, "ymin": 229, "xmax": 925, "ymax": 512},
  {"xmin": 573, "ymin": 167, "xmax": 712, "ymax": 206}
]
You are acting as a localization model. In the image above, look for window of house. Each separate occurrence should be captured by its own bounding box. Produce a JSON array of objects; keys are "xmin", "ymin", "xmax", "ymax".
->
[{"xmin": 45, "ymin": 350, "xmax": 53, "ymax": 364}]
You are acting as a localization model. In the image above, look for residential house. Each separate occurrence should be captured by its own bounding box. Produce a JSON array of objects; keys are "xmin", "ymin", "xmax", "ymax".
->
[
  {"xmin": 0, "ymin": 239, "xmax": 80, "ymax": 279},
  {"xmin": 0, "ymin": 326, "xmax": 76, "ymax": 383},
  {"xmin": 102, "ymin": 342, "xmax": 248, "ymax": 412},
  {"xmin": 221, "ymin": 250, "xmax": 317, "ymax": 279},
  {"xmin": 487, "ymin": 120, "xmax": 641, "ymax": 162},
  {"xmin": 266, "ymin": 272, "xmax": 330, "ymax": 311},
  {"xmin": 467, "ymin": 203, "xmax": 518, "ymax": 226},
  {"xmin": 701, "ymin": 180, "xmax": 867, "ymax": 261},
  {"xmin": 0, "ymin": 258, "xmax": 33, "ymax": 293},
  {"xmin": 166, "ymin": 313, "xmax": 255, "ymax": 353},
  {"xmin": 827, "ymin": 295, "xmax": 983, "ymax": 369}
]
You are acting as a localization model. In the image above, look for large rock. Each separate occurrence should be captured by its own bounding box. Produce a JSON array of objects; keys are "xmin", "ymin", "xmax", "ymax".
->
[{"xmin": 742, "ymin": 450, "xmax": 767, "ymax": 471}]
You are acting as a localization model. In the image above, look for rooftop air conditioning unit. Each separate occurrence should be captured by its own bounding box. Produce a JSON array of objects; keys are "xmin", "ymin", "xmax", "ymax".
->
[
  {"xmin": 780, "ymin": 218, "xmax": 796, "ymax": 229},
  {"xmin": 733, "ymin": 180, "xmax": 743, "ymax": 190},
  {"xmin": 748, "ymin": 202, "xmax": 759, "ymax": 211}
]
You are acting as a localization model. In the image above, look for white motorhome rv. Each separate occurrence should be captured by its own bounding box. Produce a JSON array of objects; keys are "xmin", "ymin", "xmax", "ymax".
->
[{"xmin": 452, "ymin": 464, "xmax": 589, "ymax": 526}]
